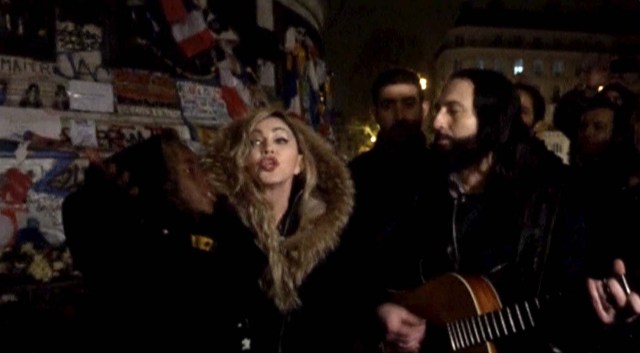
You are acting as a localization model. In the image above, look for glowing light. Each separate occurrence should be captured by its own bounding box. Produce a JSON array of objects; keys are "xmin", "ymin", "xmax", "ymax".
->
[
  {"xmin": 370, "ymin": 136, "xmax": 377, "ymax": 143},
  {"xmin": 419, "ymin": 78, "xmax": 428, "ymax": 90},
  {"xmin": 364, "ymin": 125, "xmax": 377, "ymax": 138},
  {"xmin": 597, "ymin": 85, "xmax": 604, "ymax": 92},
  {"xmin": 514, "ymin": 59, "xmax": 524, "ymax": 75}
]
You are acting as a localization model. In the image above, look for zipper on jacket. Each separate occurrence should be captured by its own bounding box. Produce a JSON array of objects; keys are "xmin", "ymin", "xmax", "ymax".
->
[
  {"xmin": 278, "ymin": 190, "xmax": 302, "ymax": 238},
  {"xmin": 451, "ymin": 197, "xmax": 461, "ymax": 271},
  {"xmin": 277, "ymin": 314, "xmax": 289, "ymax": 353},
  {"xmin": 448, "ymin": 174, "xmax": 465, "ymax": 271}
]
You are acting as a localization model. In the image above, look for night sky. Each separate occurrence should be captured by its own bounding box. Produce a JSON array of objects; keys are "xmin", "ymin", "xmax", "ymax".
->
[{"xmin": 324, "ymin": 0, "xmax": 463, "ymax": 122}]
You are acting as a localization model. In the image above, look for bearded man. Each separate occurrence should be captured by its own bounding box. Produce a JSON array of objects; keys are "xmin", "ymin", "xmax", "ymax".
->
[{"xmin": 372, "ymin": 69, "xmax": 607, "ymax": 353}]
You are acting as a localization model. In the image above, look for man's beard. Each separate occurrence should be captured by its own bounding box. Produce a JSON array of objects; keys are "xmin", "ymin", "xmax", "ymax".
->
[
  {"xmin": 377, "ymin": 120, "xmax": 425, "ymax": 151},
  {"xmin": 433, "ymin": 133, "xmax": 488, "ymax": 172},
  {"xmin": 577, "ymin": 138, "xmax": 608, "ymax": 158}
]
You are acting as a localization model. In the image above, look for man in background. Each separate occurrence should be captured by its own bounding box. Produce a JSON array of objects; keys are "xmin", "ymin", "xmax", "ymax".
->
[{"xmin": 347, "ymin": 68, "xmax": 431, "ymax": 245}]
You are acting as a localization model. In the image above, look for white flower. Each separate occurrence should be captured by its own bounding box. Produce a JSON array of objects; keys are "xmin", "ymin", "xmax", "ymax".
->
[
  {"xmin": 52, "ymin": 260, "xmax": 65, "ymax": 271},
  {"xmin": 28, "ymin": 255, "xmax": 54, "ymax": 282},
  {"xmin": 20, "ymin": 243, "xmax": 36, "ymax": 255}
]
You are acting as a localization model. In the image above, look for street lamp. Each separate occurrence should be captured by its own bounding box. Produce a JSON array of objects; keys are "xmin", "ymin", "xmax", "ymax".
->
[
  {"xmin": 363, "ymin": 125, "xmax": 378, "ymax": 139},
  {"xmin": 419, "ymin": 77, "xmax": 428, "ymax": 91}
]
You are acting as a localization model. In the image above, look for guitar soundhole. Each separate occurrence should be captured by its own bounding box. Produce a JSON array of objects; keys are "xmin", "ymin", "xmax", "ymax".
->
[{"xmin": 424, "ymin": 324, "xmax": 451, "ymax": 352}]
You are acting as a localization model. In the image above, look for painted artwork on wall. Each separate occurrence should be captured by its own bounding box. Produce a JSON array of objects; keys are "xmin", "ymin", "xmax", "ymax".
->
[
  {"xmin": 0, "ymin": 156, "xmax": 84, "ymax": 283},
  {"xmin": 0, "ymin": 108, "xmax": 79, "ymax": 243}
]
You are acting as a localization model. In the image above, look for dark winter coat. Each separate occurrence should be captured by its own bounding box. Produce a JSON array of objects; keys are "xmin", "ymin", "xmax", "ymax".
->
[
  {"xmin": 62, "ymin": 136, "xmax": 239, "ymax": 352},
  {"xmin": 371, "ymin": 139, "xmax": 600, "ymax": 353},
  {"xmin": 208, "ymin": 117, "xmax": 355, "ymax": 352}
]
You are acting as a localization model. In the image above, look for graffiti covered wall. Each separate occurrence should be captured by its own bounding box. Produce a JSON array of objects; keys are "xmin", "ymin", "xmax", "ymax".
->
[{"xmin": 0, "ymin": 1, "xmax": 330, "ymax": 289}]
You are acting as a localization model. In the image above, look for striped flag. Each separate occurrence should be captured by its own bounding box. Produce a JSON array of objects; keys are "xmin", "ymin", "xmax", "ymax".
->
[
  {"xmin": 162, "ymin": 0, "xmax": 215, "ymax": 58},
  {"xmin": 171, "ymin": 10, "xmax": 215, "ymax": 58}
]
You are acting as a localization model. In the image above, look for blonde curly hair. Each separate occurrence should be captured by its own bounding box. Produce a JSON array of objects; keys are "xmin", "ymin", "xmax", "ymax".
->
[{"xmin": 205, "ymin": 107, "xmax": 353, "ymax": 312}]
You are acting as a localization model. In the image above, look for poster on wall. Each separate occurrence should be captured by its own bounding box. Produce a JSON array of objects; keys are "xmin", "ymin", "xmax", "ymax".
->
[
  {"xmin": 55, "ymin": 21, "xmax": 110, "ymax": 82},
  {"xmin": 0, "ymin": 107, "xmax": 62, "ymax": 142},
  {"xmin": 0, "ymin": 157, "xmax": 87, "ymax": 246},
  {"xmin": 68, "ymin": 80, "xmax": 114, "ymax": 113},
  {"xmin": 176, "ymin": 81, "xmax": 231, "ymax": 126},
  {"xmin": 112, "ymin": 68, "xmax": 181, "ymax": 118},
  {"xmin": 55, "ymin": 0, "xmax": 110, "ymax": 82},
  {"xmin": 112, "ymin": 68, "xmax": 179, "ymax": 106},
  {"xmin": 0, "ymin": 157, "xmax": 82, "ymax": 283},
  {"xmin": 69, "ymin": 119, "xmax": 98, "ymax": 147},
  {"xmin": 0, "ymin": 55, "xmax": 69, "ymax": 110}
]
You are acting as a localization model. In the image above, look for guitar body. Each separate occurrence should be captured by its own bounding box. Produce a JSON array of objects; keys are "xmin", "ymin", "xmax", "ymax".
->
[{"xmin": 393, "ymin": 273, "xmax": 503, "ymax": 353}]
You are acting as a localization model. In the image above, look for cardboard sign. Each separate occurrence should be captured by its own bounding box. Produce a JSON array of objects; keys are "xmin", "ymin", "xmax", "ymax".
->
[
  {"xmin": 177, "ymin": 81, "xmax": 231, "ymax": 125},
  {"xmin": 0, "ymin": 107, "xmax": 62, "ymax": 140}
]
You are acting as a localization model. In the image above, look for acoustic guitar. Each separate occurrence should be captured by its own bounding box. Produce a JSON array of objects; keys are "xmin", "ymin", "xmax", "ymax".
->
[{"xmin": 392, "ymin": 273, "xmax": 544, "ymax": 353}]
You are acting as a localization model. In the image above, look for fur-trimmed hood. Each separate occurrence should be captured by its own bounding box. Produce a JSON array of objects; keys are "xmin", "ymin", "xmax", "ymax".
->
[{"xmin": 206, "ymin": 115, "xmax": 354, "ymax": 313}]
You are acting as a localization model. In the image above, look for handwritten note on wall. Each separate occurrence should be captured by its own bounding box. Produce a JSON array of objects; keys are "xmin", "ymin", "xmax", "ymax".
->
[
  {"xmin": 177, "ymin": 81, "xmax": 231, "ymax": 126},
  {"xmin": 0, "ymin": 107, "xmax": 62, "ymax": 140},
  {"xmin": 68, "ymin": 80, "xmax": 114, "ymax": 113}
]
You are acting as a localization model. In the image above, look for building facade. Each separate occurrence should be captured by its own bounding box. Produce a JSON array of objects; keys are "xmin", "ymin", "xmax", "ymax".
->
[{"xmin": 434, "ymin": 8, "xmax": 640, "ymax": 123}]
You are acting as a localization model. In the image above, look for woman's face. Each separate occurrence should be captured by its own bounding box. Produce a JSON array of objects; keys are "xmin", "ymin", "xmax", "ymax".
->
[{"xmin": 248, "ymin": 116, "xmax": 303, "ymax": 189}]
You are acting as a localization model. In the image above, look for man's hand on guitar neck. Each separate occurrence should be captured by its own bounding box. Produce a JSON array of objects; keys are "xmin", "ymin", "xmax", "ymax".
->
[
  {"xmin": 588, "ymin": 259, "xmax": 640, "ymax": 325},
  {"xmin": 377, "ymin": 303, "xmax": 426, "ymax": 353}
]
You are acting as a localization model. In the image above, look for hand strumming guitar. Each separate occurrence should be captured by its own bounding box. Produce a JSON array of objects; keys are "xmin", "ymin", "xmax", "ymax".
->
[
  {"xmin": 588, "ymin": 259, "xmax": 640, "ymax": 325},
  {"xmin": 377, "ymin": 302, "xmax": 426, "ymax": 353}
]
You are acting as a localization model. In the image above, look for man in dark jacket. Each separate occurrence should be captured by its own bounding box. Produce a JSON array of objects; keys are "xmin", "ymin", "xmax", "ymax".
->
[
  {"xmin": 375, "ymin": 69, "xmax": 601, "ymax": 353},
  {"xmin": 337, "ymin": 68, "xmax": 435, "ymax": 350},
  {"xmin": 347, "ymin": 68, "xmax": 431, "ymax": 246}
]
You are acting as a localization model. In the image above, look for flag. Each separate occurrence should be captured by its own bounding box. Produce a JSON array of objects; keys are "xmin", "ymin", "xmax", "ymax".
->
[
  {"xmin": 171, "ymin": 10, "xmax": 215, "ymax": 58},
  {"xmin": 160, "ymin": 0, "xmax": 187, "ymax": 24},
  {"xmin": 220, "ymin": 86, "xmax": 248, "ymax": 120}
]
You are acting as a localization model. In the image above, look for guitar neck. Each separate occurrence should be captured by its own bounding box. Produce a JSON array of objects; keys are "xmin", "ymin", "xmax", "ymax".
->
[{"xmin": 446, "ymin": 297, "xmax": 542, "ymax": 352}]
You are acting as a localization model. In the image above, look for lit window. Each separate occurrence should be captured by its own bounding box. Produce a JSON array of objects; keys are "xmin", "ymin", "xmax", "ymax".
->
[{"xmin": 514, "ymin": 59, "xmax": 524, "ymax": 75}]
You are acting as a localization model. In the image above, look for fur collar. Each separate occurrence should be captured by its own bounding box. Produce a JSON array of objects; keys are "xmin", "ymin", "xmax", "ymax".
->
[{"xmin": 207, "ymin": 117, "xmax": 354, "ymax": 312}]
